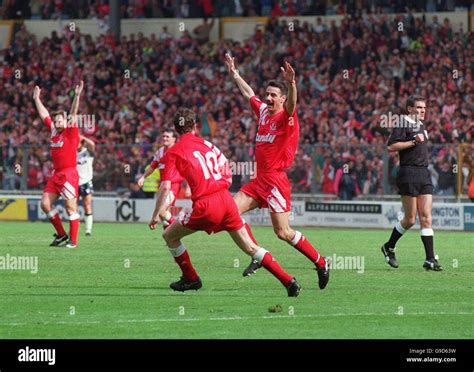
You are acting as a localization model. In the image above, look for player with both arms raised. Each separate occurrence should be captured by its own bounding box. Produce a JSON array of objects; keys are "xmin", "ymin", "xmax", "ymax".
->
[
  {"xmin": 224, "ymin": 53, "xmax": 330, "ymax": 289},
  {"xmin": 149, "ymin": 108, "xmax": 302, "ymax": 296},
  {"xmin": 33, "ymin": 81, "xmax": 84, "ymax": 248}
]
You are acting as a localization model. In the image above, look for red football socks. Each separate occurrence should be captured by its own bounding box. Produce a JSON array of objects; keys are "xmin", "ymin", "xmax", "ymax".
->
[
  {"xmin": 174, "ymin": 250, "xmax": 199, "ymax": 281},
  {"xmin": 69, "ymin": 213, "xmax": 80, "ymax": 244},
  {"xmin": 49, "ymin": 212, "xmax": 66, "ymax": 237},
  {"xmin": 259, "ymin": 251, "xmax": 293, "ymax": 287},
  {"xmin": 290, "ymin": 231, "xmax": 325, "ymax": 268},
  {"xmin": 163, "ymin": 215, "xmax": 176, "ymax": 229}
]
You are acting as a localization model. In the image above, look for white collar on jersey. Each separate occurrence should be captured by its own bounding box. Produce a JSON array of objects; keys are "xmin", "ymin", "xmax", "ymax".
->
[{"xmin": 403, "ymin": 115, "xmax": 422, "ymax": 125}]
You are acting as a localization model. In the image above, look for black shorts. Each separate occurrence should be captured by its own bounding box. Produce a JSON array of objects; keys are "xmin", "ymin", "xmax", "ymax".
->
[
  {"xmin": 396, "ymin": 167, "xmax": 433, "ymax": 196},
  {"xmin": 79, "ymin": 181, "xmax": 94, "ymax": 197}
]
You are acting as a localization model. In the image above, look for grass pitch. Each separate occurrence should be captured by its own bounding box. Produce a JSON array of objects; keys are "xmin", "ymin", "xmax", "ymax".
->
[{"xmin": 0, "ymin": 221, "xmax": 472, "ymax": 339}]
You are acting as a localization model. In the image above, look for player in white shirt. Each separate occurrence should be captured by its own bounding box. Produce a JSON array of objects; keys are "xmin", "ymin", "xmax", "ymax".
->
[{"xmin": 77, "ymin": 135, "xmax": 95, "ymax": 236}]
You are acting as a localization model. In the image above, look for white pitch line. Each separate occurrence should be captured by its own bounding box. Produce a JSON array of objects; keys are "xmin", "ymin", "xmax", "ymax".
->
[{"xmin": 1, "ymin": 312, "xmax": 472, "ymax": 327}]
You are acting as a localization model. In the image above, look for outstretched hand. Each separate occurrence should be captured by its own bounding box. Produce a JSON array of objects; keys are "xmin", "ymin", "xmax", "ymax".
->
[
  {"xmin": 224, "ymin": 53, "xmax": 237, "ymax": 74},
  {"xmin": 224, "ymin": 51, "xmax": 255, "ymax": 99},
  {"xmin": 75, "ymin": 80, "xmax": 84, "ymax": 95},
  {"xmin": 33, "ymin": 86, "xmax": 41, "ymax": 100},
  {"xmin": 280, "ymin": 61, "xmax": 295, "ymax": 83}
]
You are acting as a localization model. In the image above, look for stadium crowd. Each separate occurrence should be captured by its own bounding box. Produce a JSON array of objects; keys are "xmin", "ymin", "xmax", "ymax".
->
[
  {"xmin": 0, "ymin": 12, "xmax": 473, "ymax": 198},
  {"xmin": 1, "ymin": 0, "xmax": 472, "ymax": 20}
]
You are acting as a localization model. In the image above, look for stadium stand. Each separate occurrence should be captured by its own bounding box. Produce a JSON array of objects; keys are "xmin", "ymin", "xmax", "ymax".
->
[
  {"xmin": 0, "ymin": 3, "xmax": 472, "ymax": 198},
  {"xmin": 1, "ymin": 0, "xmax": 472, "ymax": 19}
]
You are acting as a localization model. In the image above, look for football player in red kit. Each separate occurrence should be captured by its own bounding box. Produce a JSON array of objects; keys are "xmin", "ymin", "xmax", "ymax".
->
[
  {"xmin": 33, "ymin": 81, "xmax": 83, "ymax": 248},
  {"xmin": 224, "ymin": 54, "xmax": 330, "ymax": 289},
  {"xmin": 138, "ymin": 128, "xmax": 183, "ymax": 227},
  {"xmin": 149, "ymin": 108, "xmax": 301, "ymax": 296}
]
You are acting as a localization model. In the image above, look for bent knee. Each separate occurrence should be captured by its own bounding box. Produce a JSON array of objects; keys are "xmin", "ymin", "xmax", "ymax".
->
[
  {"xmin": 419, "ymin": 216, "xmax": 431, "ymax": 227},
  {"xmin": 40, "ymin": 199, "xmax": 50, "ymax": 212},
  {"xmin": 404, "ymin": 216, "xmax": 417, "ymax": 227},
  {"xmin": 274, "ymin": 228, "xmax": 294, "ymax": 242},
  {"xmin": 162, "ymin": 230, "xmax": 176, "ymax": 246},
  {"xmin": 65, "ymin": 205, "xmax": 77, "ymax": 215}
]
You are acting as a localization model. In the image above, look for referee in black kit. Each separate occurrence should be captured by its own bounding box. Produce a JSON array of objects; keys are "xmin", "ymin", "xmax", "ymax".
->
[{"xmin": 380, "ymin": 95, "xmax": 443, "ymax": 271}]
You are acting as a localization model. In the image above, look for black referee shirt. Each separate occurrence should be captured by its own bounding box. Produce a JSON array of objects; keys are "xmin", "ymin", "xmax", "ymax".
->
[{"xmin": 387, "ymin": 116, "xmax": 429, "ymax": 167}]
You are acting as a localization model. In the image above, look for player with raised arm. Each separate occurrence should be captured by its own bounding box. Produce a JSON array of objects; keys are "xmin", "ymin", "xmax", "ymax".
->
[
  {"xmin": 138, "ymin": 128, "xmax": 183, "ymax": 227},
  {"xmin": 149, "ymin": 108, "xmax": 301, "ymax": 296},
  {"xmin": 224, "ymin": 53, "xmax": 330, "ymax": 289},
  {"xmin": 77, "ymin": 135, "xmax": 95, "ymax": 236},
  {"xmin": 33, "ymin": 81, "xmax": 84, "ymax": 248}
]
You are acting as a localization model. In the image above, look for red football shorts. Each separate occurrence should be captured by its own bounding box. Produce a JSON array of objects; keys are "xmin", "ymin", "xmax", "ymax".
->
[
  {"xmin": 44, "ymin": 167, "xmax": 79, "ymax": 200},
  {"xmin": 178, "ymin": 189, "xmax": 243, "ymax": 234},
  {"xmin": 240, "ymin": 171, "xmax": 291, "ymax": 213}
]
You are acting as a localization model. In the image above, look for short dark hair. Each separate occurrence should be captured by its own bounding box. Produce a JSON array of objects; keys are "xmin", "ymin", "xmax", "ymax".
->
[
  {"xmin": 267, "ymin": 80, "xmax": 287, "ymax": 96},
  {"xmin": 51, "ymin": 110, "xmax": 66, "ymax": 119},
  {"xmin": 173, "ymin": 108, "xmax": 196, "ymax": 135},
  {"xmin": 163, "ymin": 127, "xmax": 177, "ymax": 138},
  {"xmin": 406, "ymin": 95, "xmax": 426, "ymax": 110}
]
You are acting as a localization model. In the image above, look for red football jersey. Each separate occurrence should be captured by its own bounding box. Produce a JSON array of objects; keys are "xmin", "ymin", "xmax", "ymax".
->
[
  {"xmin": 159, "ymin": 133, "xmax": 231, "ymax": 201},
  {"xmin": 45, "ymin": 116, "xmax": 79, "ymax": 171},
  {"xmin": 249, "ymin": 96, "xmax": 299, "ymax": 172},
  {"xmin": 150, "ymin": 146, "xmax": 184, "ymax": 185}
]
